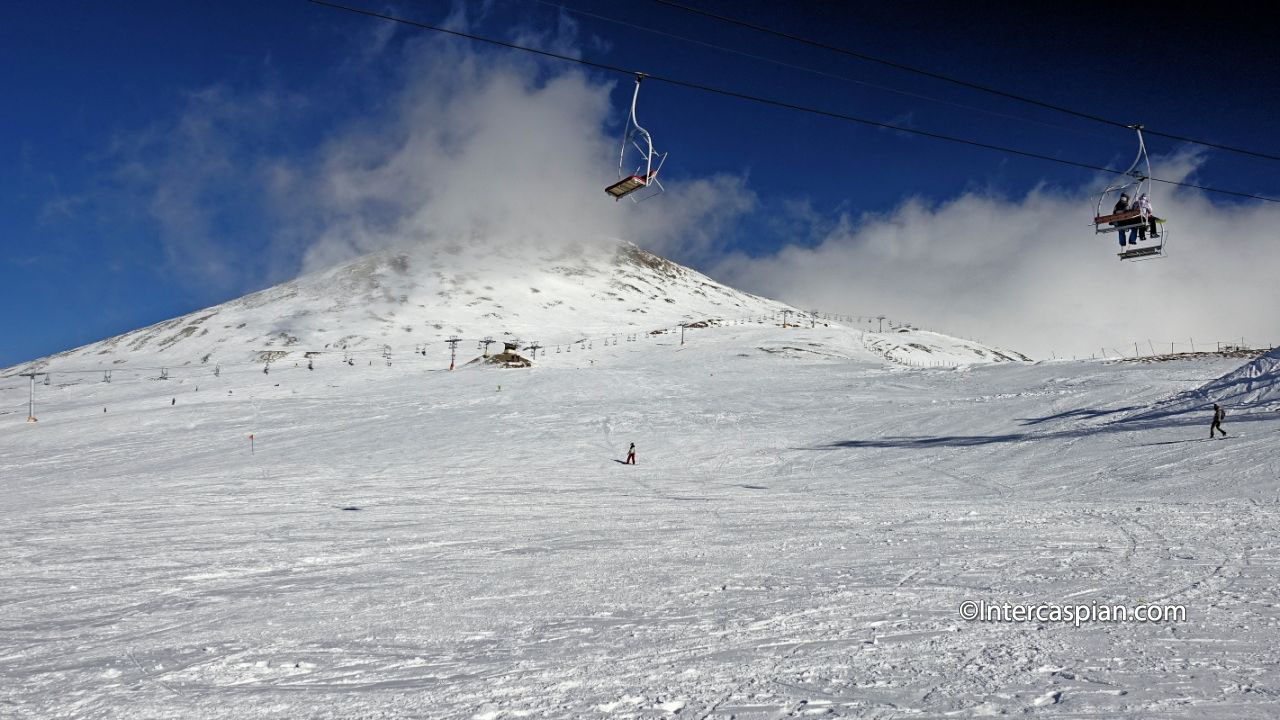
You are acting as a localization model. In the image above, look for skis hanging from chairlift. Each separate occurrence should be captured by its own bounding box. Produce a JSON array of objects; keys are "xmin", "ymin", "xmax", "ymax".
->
[
  {"xmin": 1093, "ymin": 125, "xmax": 1169, "ymax": 261},
  {"xmin": 605, "ymin": 74, "xmax": 667, "ymax": 202}
]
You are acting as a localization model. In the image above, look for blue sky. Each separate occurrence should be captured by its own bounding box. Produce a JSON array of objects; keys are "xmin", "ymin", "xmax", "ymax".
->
[{"xmin": 3, "ymin": 1, "xmax": 1279, "ymax": 365}]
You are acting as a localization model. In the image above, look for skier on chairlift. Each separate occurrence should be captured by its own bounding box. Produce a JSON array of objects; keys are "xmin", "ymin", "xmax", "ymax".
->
[
  {"xmin": 1136, "ymin": 193, "xmax": 1160, "ymax": 240},
  {"xmin": 1113, "ymin": 193, "xmax": 1140, "ymax": 247}
]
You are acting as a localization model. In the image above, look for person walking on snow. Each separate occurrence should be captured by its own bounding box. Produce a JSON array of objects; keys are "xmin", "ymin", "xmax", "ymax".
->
[
  {"xmin": 1210, "ymin": 403, "xmax": 1227, "ymax": 438},
  {"xmin": 625, "ymin": 443, "xmax": 636, "ymax": 465}
]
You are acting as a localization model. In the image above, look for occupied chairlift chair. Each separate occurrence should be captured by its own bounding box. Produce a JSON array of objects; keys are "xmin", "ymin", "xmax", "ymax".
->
[
  {"xmin": 605, "ymin": 74, "xmax": 667, "ymax": 202},
  {"xmin": 1093, "ymin": 125, "xmax": 1168, "ymax": 261}
]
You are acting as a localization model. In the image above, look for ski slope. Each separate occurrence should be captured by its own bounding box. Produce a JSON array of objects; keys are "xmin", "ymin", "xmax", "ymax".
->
[
  {"xmin": 4, "ymin": 320, "xmax": 1279, "ymax": 719},
  {"xmin": 1126, "ymin": 346, "xmax": 1280, "ymax": 421}
]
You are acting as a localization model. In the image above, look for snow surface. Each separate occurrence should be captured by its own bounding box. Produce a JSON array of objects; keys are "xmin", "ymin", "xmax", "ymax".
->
[
  {"xmin": 4, "ymin": 317, "xmax": 1280, "ymax": 718},
  {"xmin": 1125, "ymin": 346, "xmax": 1280, "ymax": 421}
]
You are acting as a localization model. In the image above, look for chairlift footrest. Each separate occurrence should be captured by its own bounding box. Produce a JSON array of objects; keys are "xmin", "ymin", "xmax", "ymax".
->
[{"xmin": 1119, "ymin": 245, "xmax": 1163, "ymax": 260}]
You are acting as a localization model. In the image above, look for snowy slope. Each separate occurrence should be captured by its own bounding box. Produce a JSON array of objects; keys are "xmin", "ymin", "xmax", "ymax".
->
[
  {"xmin": 5, "ymin": 239, "xmax": 1025, "ymax": 375},
  {"xmin": 3, "ymin": 324, "xmax": 1278, "ymax": 719},
  {"xmin": 1125, "ymin": 346, "xmax": 1280, "ymax": 421}
]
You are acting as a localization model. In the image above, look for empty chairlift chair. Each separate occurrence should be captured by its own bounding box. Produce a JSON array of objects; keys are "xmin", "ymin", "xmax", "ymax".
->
[{"xmin": 605, "ymin": 74, "xmax": 667, "ymax": 202}]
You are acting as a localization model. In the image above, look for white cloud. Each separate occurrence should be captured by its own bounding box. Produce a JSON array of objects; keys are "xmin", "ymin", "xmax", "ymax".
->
[
  {"xmin": 106, "ymin": 83, "xmax": 308, "ymax": 292},
  {"xmin": 713, "ymin": 151, "xmax": 1280, "ymax": 359},
  {"xmin": 266, "ymin": 30, "xmax": 753, "ymax": 273},
  {"xmin": 507, "ymin": 4, "xmax": 587, "ymax": 59}
]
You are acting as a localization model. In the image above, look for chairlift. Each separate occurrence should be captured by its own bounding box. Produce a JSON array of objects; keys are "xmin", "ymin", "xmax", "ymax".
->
[
  {"xmin": 605, "ymin": 74, "xmax": 667, "ymax": 202},
  {"xmin": 1093, "ymin": 125, "xmax": 1168, "ymax": 261}
]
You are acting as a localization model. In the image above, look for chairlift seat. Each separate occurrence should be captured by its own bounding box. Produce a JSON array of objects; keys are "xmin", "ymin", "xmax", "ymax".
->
[
  {"xmin": 605, "ymin": 173, "xmax": 654, "ymax": 200},
  {"xmin": 1095, "ymin": 208, "xmax": 1143, "ymax": 225}
]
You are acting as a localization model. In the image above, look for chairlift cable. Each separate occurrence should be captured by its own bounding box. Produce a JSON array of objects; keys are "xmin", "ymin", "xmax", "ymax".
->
[
  {"xmin": 521, "ymin": 0, "xmax": 1116, "ymax": 143},
  {"xmin": 642, "ymin": 0, "xmax": 1280, "ymax": 163},
  {"xmin": 304, "ymin": 0, "xmax": 1280, "ymax": 203}
]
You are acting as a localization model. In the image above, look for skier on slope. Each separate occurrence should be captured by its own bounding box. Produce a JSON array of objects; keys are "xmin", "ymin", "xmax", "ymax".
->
[
  {"xmin": 625, "ymin": 443, "xmax": 636, "ymax": 465},
  {"xmin": 1210, "ymin": 404, "xmax": 1227, "ymax": 438}
]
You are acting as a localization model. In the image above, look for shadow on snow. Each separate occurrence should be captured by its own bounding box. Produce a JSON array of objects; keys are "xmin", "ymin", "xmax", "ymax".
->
[
  {"xmin": 1015, "ymin": 405, "xmax": 1141, "ymax": 426},
  {"xmin": 809, "ymin": 410, "xmax": 1280, "ymax": 450}
]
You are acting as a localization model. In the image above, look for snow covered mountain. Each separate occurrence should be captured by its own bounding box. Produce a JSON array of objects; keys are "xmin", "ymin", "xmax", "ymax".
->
[
  {"xmin": 6, "ymin": 238, "xmax": 1026, "ymax": 374},
  {"xmin": 10, "ymin": 242, "xmax": 1280, "ymax": 720}
]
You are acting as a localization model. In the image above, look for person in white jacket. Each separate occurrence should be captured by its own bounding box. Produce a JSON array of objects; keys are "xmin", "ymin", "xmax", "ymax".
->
[{"xmin": 1136, "ymin": 193, "xmax": 1160, "ymax": 240}]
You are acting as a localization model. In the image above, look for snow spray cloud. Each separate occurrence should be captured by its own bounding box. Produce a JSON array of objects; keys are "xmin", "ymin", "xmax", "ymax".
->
[
  {"xmin": 712, "ymin": 150, "xmax": 1280, "ymax": 360},
  {"xmin": 106, "ymin": 7, "xmax": 755, "ymax": 297},
  {"xmin": 274, "ymin": 31, "xmax": 755, "ymax": 273}
]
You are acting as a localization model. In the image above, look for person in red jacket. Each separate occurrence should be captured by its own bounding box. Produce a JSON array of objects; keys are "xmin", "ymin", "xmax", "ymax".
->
[{"xmin": 625, "ymin": 443, "xmax": 636, "ymax": 465}]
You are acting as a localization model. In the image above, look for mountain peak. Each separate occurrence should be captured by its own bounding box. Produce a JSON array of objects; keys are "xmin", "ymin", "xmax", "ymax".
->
[
  {"xmin": 8, "ymin": 239, "xmax": 1027, "ymax": 373},
  {"xmin": 14, "ymin": 239, "xmax": 792, "ymax": 371}
]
